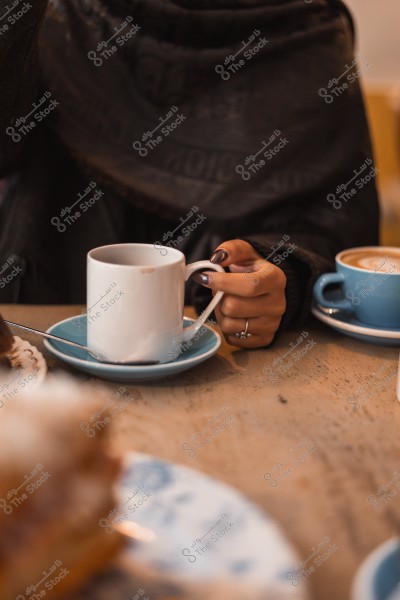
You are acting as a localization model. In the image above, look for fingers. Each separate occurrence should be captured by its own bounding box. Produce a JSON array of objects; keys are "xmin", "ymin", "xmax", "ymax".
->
[
  {"xmin": 214, "ymin": 293, "xmax": 285, "ymax": 349},
  {"xmin": 193, "ymin": 266, "xmax": 286, "ymax": 297},
  {"xmin": 217, "ymin": 293, "xmax": 286, "ymax": 319},
  {"xmin": 223, "ymin": 332, "xmax": 275, "ymax": 349},
  {"xmin": 190, "ymin": 239, "xmax": 288, "ymax": 349},
  {"xmin": 210, "ymin": 239, "xmax": 261, "ymax": 267},
  {"xmin": 215, "ymin": 311, "xmax": 282, "ymax": 348}
]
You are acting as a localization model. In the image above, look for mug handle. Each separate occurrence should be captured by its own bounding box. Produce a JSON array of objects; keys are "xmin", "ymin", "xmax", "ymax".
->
[
  {"xmin": 182, "ymin": 261, "xmax": 224, "ymax": 343},
  {"xmin": 313, "ymin": 272, "xmax": 354, "ymax": 312}
]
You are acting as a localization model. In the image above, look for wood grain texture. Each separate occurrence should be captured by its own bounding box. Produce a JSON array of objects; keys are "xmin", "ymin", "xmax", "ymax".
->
[{"xmin": 1, "ymin": 304, "xmax": 399, "ymax": 600}]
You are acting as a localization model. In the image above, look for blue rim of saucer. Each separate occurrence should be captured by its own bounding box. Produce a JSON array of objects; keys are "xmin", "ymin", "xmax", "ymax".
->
[
  {"xmin": 352, "ymin": 537, "xmax": 400, "ymax": 600},
  {"xmin": 311, "ymin": 287, "xmax": 400, "ymax": 345},
  {"xmin": 312, "ymin": 303, "xmax": 400, "ymax": 339},
  {"xmin": 44, "ymin": 316, "xmax": 221, "ymax": 375}
]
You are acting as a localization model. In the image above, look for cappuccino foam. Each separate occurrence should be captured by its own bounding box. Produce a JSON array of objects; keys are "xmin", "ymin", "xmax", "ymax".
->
[{"xmin": 342, "ymin": 250, "xmax": 400, "ymax": 273}]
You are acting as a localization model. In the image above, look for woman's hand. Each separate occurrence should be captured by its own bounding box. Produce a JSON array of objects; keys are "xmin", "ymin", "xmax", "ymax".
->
[{"xmin": 192, "ymin": 240, "xmax": 287, "ymax": 348}]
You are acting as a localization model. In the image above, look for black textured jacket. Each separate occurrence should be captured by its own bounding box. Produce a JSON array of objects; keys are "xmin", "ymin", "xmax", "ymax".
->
[{"xmin": 0, "ymin": 0, "xmax": 379, "ymax": 335}]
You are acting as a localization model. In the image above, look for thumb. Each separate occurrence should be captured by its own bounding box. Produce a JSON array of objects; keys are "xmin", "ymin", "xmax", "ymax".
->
[{"xmin": 210, "ymin": 240, "xmax": 263, "ymax": 271}]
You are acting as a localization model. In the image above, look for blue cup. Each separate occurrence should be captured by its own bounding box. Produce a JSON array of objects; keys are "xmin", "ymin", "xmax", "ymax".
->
[{"xmin": 313, "ymin": 247, "xmax": 400, "ymax": 328}]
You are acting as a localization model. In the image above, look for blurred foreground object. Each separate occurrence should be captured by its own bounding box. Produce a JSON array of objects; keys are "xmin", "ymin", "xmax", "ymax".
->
[
  {"xmin": 0, "ymin": 311, "xmax": 47, "ymax": 390},
  {"xmin": 0, "ymin": 376, "xmax": 124, "ymax": 599}
]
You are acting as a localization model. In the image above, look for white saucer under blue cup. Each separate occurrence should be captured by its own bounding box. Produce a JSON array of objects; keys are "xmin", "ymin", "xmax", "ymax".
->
[{"xmin": 44, "ymin": 316, "xmax": 221, "ymax": 381}]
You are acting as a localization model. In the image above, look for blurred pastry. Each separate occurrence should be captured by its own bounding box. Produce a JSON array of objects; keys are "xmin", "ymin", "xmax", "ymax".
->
[
  {"xmin": 0, "ymin": 315, "xmax": 47, "ymax": 382},
  {"xmin": 0, "ymin": 376, "xmax": 124, "ymax": 600}
]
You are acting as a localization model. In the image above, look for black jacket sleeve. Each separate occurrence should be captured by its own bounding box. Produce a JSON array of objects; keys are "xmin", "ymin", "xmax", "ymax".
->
[{"xmin": 0, "ymin": 0, "xmax": 48, "ymax": 176}]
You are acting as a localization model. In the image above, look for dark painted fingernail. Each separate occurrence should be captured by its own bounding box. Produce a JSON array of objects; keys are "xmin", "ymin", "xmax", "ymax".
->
[
  {"xmin": 210, "ymin": 248, "xmax": 228, "ymax": 264},
  {"xmin": 192, "ymin": 272, "xmax": 210, "ymax": 286}
]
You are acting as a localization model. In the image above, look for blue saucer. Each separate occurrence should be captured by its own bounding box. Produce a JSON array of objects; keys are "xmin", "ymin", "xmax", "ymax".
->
[
  {"xmin": 352, "ymin": 538, "xmax": 400, "ymax": 600},
  {"xmin": 44, "ymin": 316, "xmax": 221, "ymax": 381},
  {"xmin": 312, "ymin": 289, "xmax": 400, "ymax": 347}
]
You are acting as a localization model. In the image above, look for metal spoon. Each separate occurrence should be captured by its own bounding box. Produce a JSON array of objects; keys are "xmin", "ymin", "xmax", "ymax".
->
[
  {"xmin": 317, "ymin": 306, "xmax": 342, "ymax": 316},
  {"xmin": 5, "ymin": 320, "xmax": 159, "ymax": 366}
]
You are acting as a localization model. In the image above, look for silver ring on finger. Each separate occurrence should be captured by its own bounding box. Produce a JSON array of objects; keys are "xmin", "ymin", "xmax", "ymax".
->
[{"xmin": 234, "ymin": 318, "xmax": 252, "ymax": 339}]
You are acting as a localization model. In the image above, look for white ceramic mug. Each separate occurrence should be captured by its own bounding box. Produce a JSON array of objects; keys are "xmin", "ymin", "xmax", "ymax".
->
[{"xmin": 87, "ymin": 244, "xmax": 224, "ymax": 363}]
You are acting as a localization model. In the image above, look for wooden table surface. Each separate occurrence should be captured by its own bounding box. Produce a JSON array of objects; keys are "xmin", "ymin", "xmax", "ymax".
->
[{"xmin": 2, "ymin": 304, "xmax": 400, "ymax": 600}]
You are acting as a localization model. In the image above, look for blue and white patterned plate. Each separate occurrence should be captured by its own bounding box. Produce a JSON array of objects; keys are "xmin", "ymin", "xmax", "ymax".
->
[
  {"xmin": 101, "ymin": 453, "xmax": 310, "ymax": 599},
  {"xmin": 44, "ymin": 316, "xmax": 221, "ymax": 381}
]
